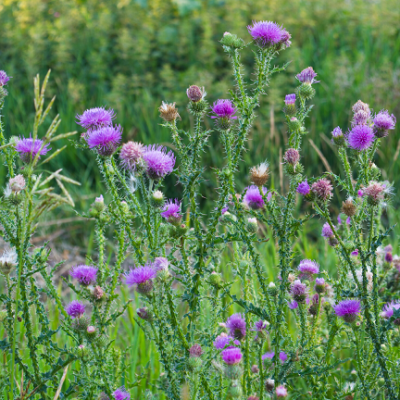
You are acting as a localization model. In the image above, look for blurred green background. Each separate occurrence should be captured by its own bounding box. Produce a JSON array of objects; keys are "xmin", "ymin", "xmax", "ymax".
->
[{"xmin": 1, "ymin": 1, "xmax": 400, "ymax": 396}]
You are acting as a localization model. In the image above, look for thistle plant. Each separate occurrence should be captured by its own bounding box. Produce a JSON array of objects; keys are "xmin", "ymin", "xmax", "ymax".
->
[{"xmin": 1, "ymin": 18, "xmax": 400, "ymax": 400}]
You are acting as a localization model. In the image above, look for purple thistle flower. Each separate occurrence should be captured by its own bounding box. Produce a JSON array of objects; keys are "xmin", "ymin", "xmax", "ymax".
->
[
  {"xmin": 226, "ymin": 313, "xmax": 246, "ymax": 340},
  {"xmin": 315, "ymin": 278, "xmax": 326, "ymax": 293},
  {"xmin": 381, "ymin": 301, "xmax": 400, "ymax": 319},
  {"xmin": 153, "ymin": 257, "xmax": 169, "ymax": 272},
  {"xmin": 189, "ymin": 344, "xmax": 203, "ymax": 357},
  {"xmin": 243, "ymin": 185, "xmax": 270, "ymax": 210},
  {"xmin": 297, "ymin": 180, "xmax": 311, "ymax": 196},
  {"xmin": 112, "ymin": 387, "xmax": 130, "ymax": 400},
  {"xmin": 70, "ymin": 265, "xmax": 98, "ymax": 286},
  {"xmin": 142, "ymin": 145, "xmax": 175, "ymax": 180},
  {"xmin": 296, "ymin": 67, "xmax": 319, "ymax": 84},
  {"xmin": 288, "ymin": 300, "xmax": 298, "ymax": 309},
  {"xmin": 0, "ymin": 71, "xmax": 11, "ymax": 86},
  {"xmin": 332, "ymin": 127, "xmax": 343, "ymax": 138},
  {"xmin": 276, "ymin": 385, "xmax": 288, "ymax": 398},
  {"xmin": 252, "ymin": 320, "xmax": 269, "ymax": 340},
  {"xmin": 210, "ymin": 99, "xmax": 237, "ymax": 120},
  {"xmin": 221, "ymin": 347, "xmax": 242, "ymax": 365},
  {"xmin": 334, "ymin": 299, "xmax": 361, "ymax": 323},
  {"xmin": 351, "ymin": 249, "xmax": 359, "ymax": 257},
  {"xmin": 321, "ymin": 222, "xmax": 334, "ymax": 238},
  {"xmin": 284, "ymin": 94, "xmax": 296, "ymax": 105},
  {"xmin": 214, "ymin": 333, "xmax": 234, "ymax": 350},
  {"xmin": 262, "ymin": 351, "xmax": 287, "ymax": 363},
  {"xmin": 125, "ymin": 265, "xmax": 157, "ymax": 295},
  {"xmin": 347, "ymin": 125, "xmax": 375, "ymax": 150},
  {"xmin": 247, "ymin": 21, "xmax": 288, "ymax": 48},
  {"xmin": 373, "ymin": 110, "xmax": 396, "ymax": 131},
  {"xmin": 120, "ymin": 141, "xmax": 144, "ymax": 170},
  {"xmin": 76, "ymin": 107, "xmax": 115, "ymax": 131},
  {"xmin": 160, "ymin": 199, "xmax": 182, "ymax": 225},
  {"xmin": 290, "ymin": 279, "xmax": 308, "ymax": 302},
  {"xmin": 352, "ymin": 110, "xmax": 370, "ymax": 126},
  {"xmin": 87, "ymin": 125, "xmax": 122, "ymax": 156},
  {"xmin": 66, "ymin": 301, "xmax": 85, "ymax": 319},
  {"xmin": 15, "ymin": 137, "xmax": 51, "ymax": 163},
  {"xmin": 298, "ymin": 259, "xmax": 320, "ymax": 276}
]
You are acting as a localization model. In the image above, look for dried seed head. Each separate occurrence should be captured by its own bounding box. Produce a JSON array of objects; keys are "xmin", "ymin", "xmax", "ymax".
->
[
  {"xmin": 159, "ymin": 101, "xmax": 180, "ymax": 122},
  {"xmin": 9, "ymin": 175, "xmax": 26, "ymax": 193},
  {"xmin": 342, "ymin": 198, "xmax": 357, "ymax": 217},
  {"xmin": 265, "ymin": 379, "xmax": 275, "ymax": 392},
  {"xmin": 250, "ymin": 162, "xmax": 269, "ymax": 186}
]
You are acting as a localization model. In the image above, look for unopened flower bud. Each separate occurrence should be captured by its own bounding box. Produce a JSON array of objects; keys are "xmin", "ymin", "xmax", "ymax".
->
[
  {"xmin": 72, "ymin": 316, "xmax": 89, "ymax": 331},
  {"xmin": 137, "ymin": 307, "xmax": 153, "ymax": 322},
  {"xmin": 284, "ymin": 148, "xmax": 300, "ymax": 165},
  {"xmin": 86, "ymin": 326, "xmax": 97, "ymax": 341},
  {"xmin": 209, "ymin": 271, "xmax": 224, "ymax": 289},
  {"xmin": 220, "ymin": 32, "xmax": 245, "ymax": 49},
  {"xmin": 221, "ymin": 211, "xmax": 237, "ymax": 225},
  {"xmin": 283, "ymin": 94, "xmax": 296, "ymax": 116},
  {"xmin": 246, "ymin": 217, "xmax": 258, "ymax": 233},
  {"xmin": 77, "ymin": 344, "xmax": 88, "ymax": 358},
  {"xmin": 315, "ymin": 278, "xmax": 326, "ymax": 294},
  {"xmin": 0, "ymin": 248, "xmax": 18, "ymax": 275},
  {"xmin": 187, "ymin": 85, "xmax": 205, "ymax": 102},
  {"xmin": 268, "ymin": 282, "xmax": 277, "ymax": 296},
  {"xmin": 120, "ymin": 201, "xmax": 130, "ymax": 214},
  {"xmin": 93, "ymin": 195, "xmax": 106, "ymax": 212},
  {"xmin": 251, "ymin": 364, "xmax": 259, "ymax": 374},
  {"xmin": 228, "ymin": 382, "xmax": 242, "ymax": 398},
  {"xmin": 288, "ymin": 117, "xmax": 301, "ymax": 131},
  {"xmin": 331, "ymin": 127, "xmax": 346, "ymax": 146},
  {"xmin": 151, "ymin": 190, "xmax": 164, "ymax": 208},
  {"xmin": 92, "ymin": 286, "xmax": 105, "ymax": 301}
]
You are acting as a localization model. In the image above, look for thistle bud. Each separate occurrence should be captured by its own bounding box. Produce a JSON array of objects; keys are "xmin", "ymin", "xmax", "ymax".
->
[
  {"xmin": 86, "ymin": 326, "xmax": 97, "ymax": 341},
  {"xmin": 137, "ymin": 307, "xmax": 152, "ymax": 321},
  {"xmin": 284, "ymin": 148, "xmax": 300, "ymax": 165},
  {"xmin": 228, "ymin": 382, "xmax": 242, "ymax": 398},
  {"xmin": 92, "ymin": 286, "xmax": 105, "ymax": 301},
  {"xmin": 186, "ymin": 85, "xmax": 205, "ymax": 102},
  {"xmin": 246, "ymin": 217, "xmax": 258, "ymax": 233},
  {"xmin": 220, "ymin": 32, "xmax": 244, "ymax": 49},
  {"xmin": 209, "ymin": 271, "xmax": 224, "ymax": 289},
  {"xmin": 341, "ymin": 198, "xmax": 357, "ymax": 217},
  {"xmin": 151, "ymin": 190, "xmax": 164, "ymax": 208},
  {"xmin": 120, "ymin": 201, "xmax": 130, "ymax": 214},
  {"xmin": 72, "ymin": 316, "xmax": 89, "ymax": 331},
  {"xmin": 267, "ymin": 282, "xmax": 277, "ymax": 296},
  {"xmin": 221, "ymin": 211, "xmax": 237, "ymax": 225},
  {"xmin": 283, "ymin": 94, "xmax": 296, "ymax": 116},
  {"xmin": 9, "ymin": 175, "xmax": 26, "ymax": 193},
  {"xmin": 331, "ymin": 127, "xmax": 346, "ymax": 146},
  {"xmin": 93, "ymin": 195, "xmax": 106, "ymax": 212},
  {"xmin": 251, "ymin": 364, "xmax": 259, "ymax": 374},
  {"xmin": 314, "ymin": 278, "xmax": 326, "ymax": 294},
  {"xmin": 288, "ymin": 117, "xmax": 301, "ymax": 131},
  {"xmin": 77, "ymin": 344, "xmax": 88, "ymax": 358}
]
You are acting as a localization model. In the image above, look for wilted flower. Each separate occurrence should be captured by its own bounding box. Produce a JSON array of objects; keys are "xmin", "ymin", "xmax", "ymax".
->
[
  {"xmin": 66, "ymin": 301, "xmax": 86, "ymax": 319},
  {"xmin": 243, "ymin": 186, "xmax": 270, "ymax": 210},
  {"xmin": 142, "ymin": 145, "xmax": 175, "ymax": 180},
  {"xmin": 125, "ymin": 265, "xmax": 157, "ymax": 295},
  {"xmin": 221, "ymin": 347, "xmax": 242, "ymax": 365},
  {"xmin": 153, "ymin": 257, "xmax": 169, "ymax": 272},
  {"xmin": 364, "ymin": 181, "xmax": 386, "ymax": 205},
  {"xmin": 161, "ymin": 199, "xmax": 182, "ymax": 225},
  {"xmin": 352, "ymin": 110, "xmax": 370, "ymax": 126},
  {"xmin": 342, "ymin": 198, "xmax": 357, "ymax": 217},
  {"xmin": 112, "ymin": 387, "xmax": 130, "ymax": 400},
  {"xmin": 86, "ymin": 125, "xmax": 122, "ymax": 156},
  {"xmin": 8, "ymin": 175, "xmax": 26, "ymax": 193},
  {"xmin": 250, "ymin": 162, "xmax": 269, "ymax": 186},
  {"xmin": 15, "ymin": 137, "xmax": 51, "ymax": 163},
  {"xmin": 352, "ymin": 100, "xmax": 370, "ymax": 114},
  {"xmin": 76, "ymin": 107, "xmax": 115, "ymax": 131},
  {"xmin": 284, "ymin": 148, "xmax": 300, "ymax": 165},
  {"xmin": 311, "ymin": 178, "xmax": 333, "ymax": 201},
  {"xmin": 189, "ymin": 344, "xmax": 203, "ymax": 357},
  {"xmin": 70, "ymin": 265, "xmax": 98, "ymax": 286},
  {"xmin": 347, "ymin": 125, "xmax": 375, "ymax": 151},
  {"xmin": 120, "ymin": 141, "xmax": 144, "ymax": 170},
  {"xmin": 226, "ymin": 313, "xmax": 246, "ymax": 340},
  {"xmin": 159, "ymin": 101, "xmax": 180, "ymax": 122},
  {"xmin": 334, "ymin": 299, "xmax": 361, "ymax": 323}
]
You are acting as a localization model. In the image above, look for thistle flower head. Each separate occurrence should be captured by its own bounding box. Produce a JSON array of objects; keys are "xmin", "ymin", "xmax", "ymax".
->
[
  {"xmin": 142, "ymin": 145, "xmax": 175, "ymax": 180},
  {"xmin": 76, "ymin": 107, "xmax": 115, "ymax": 130},
  {"xmin": 342, "ymin": 198, "xmax": 357, "ymax": 217},
  {"xmin": 210, "ymin": 99, "xmax": 237, "ymax": 120},
  {"xmin": 120, "ymin": 141, "xmax": 144, "ymax": 170},
  {"xmin": 296, "ymin": 67, "xmax": 319, "ymax": 84},
  {"xmin": 226, "ymin": 313, "xmax": 246, "ymax": 340},
  {"xmin": 15, "ymin": 137, "xmax": 51, "ymax": 163},
  {"xmin": 321, "ymin": 222, "xmax": 334, "ymax": 238},
  {"xmin": 298, "ymin": 259, "xmax": 320, "ymax": 276},
  {"xmin": 86, "ymin": 125, "xmax": 122, "ymax": 156},
  {"xmin": 352, "ymin": 100, "xmax": 370, "ymax": 114},
  {"xmin": 332, "ymin": 127, "xmax": 343, "ymax": 138},
  {"xmin": 187, "ymin": 85, "xmax": 206, "ymax": 102},
  {"xmin": 364, "ymin": 181, "xmax": 386, "ymax": 204},
  {"xmin": 373, "ymin": 110, "xmax": 396, "ymax": 130},
  {"xmin": 311, "ymin": 178, "xmax": 333, "ymax": 201},
  {"xmin": 0, "ymin": 71, "xmax": 11, "ymax": 86},
  {"xmin": 8, "ymin": 175, "xmax": 26, "ymax": 193},
  {"xmin": 125, "ymin": 265, "xmax": 156, "ymax": 295},
  {"xmin": 290, "ymin": 279, "xmax": 308, "ymax": 302},
  {"xmin": 284, "ymin": 94, "xmax": 296, "ymax": 105},
  {"xmin": 243, "ymin": 185, "xmax": 270, "ymax": 210},
  {"xmin": 189, "ymin": 344, "xmax": 203, "ymax": 357},
  {"xmin": 276, "ymin": 385, "xmax": 288, "ymax": 398},
  {"xmin": 334, "ymin": 299, "xmax": 361, "ymax": 323},
  {"xmin": 250, "ymin": 162, "xmax": 269, "ymax": 186},
  {"xmin": 112, "ymin": 387, "xmax": 130, "ymax": 400},
  {"xmin": 221, "ymin": 347, "xmax": 242, "ymax": 365},
  {"xmin": 284, "ymin": 148, "xmax": 300, "ymax": 165},
  {"xmin": 262, "ymin": 351, "xmax": 287, "ymax": 363},
  {"xmin": 214, "ymin": 333, "xmax": 234, "ymax": 350},
  {"xmin": 66, "ymin": 301, "xmax": 85, "ymax": 319},
  {"xmin": 352, "ymin": 110, "xmax": 370, "ymax": 126},
  {"xmin": 160, "ymin": 199, "xmax": 182, "ymax": 225},
  {"xmin": 297, "ymin": 180, "xmax": 311, "ymax": 195},
  {"xmin": 70, "ymin": 265, "xmax": 98, "ymax": 286},
  {"xmin": 247, "ymin": 21, "xmax": 289, "ymax": 48},
  {"xmin": 347, "ymin": 125, "xmax": 375, "ymax": 150},
  {"xmin": 153, "ymin": 257, "xmax": 169, "ymax": 272},
  {"xmin": 315, "ymin": 277, "xmax": 326, "ymax": 293},
  {"xmin": 159, "ymin": 101, "xmax": 180, "ymax": 122},
  {"xmin": 381, "ymin": 301, "xmax": 400, "ymax": 319}
]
